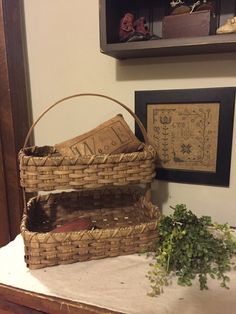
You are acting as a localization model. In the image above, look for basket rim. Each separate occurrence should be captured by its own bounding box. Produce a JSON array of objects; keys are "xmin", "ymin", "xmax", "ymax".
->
[
  {"xmin": 21, "ymin": 217, "xmax": 159, "ymax": 239},
  {"xmin": 21, "ymin": 188, "xmax": 160, "ymax": 241},
  {"xmin": 19, "ymin": 144, "xmax": 157, "ymax": 166}
]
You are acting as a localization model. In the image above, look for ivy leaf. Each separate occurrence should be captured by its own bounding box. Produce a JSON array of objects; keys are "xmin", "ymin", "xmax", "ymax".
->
[{"xmin": 147, "ymin": 204, "xmax": 236, "ymax": 296}]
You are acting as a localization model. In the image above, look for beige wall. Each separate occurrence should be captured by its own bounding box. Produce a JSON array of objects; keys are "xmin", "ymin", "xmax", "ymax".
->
[{"xmin": 23, "ymin": 1, "xmax": 236, "ymax": 225}]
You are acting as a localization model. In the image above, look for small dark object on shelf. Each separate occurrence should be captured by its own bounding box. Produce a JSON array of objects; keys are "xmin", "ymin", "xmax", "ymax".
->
[
  {"xmin": 128, "ymin": 16, "xmax": 150, "ymax": 42},
  {"xmin": 127, "ymin": 17, "xmax": 147, "ymax": 41},
  {"xmin": 163, "ymin": 10, "xmax": 216, "ymax": 39},
  {"xmin": 170, "ymin": 0, "xmax": 215, "ymax": 15},
  {"xmin": 195, "ymin": 0, "xmax": 216, "ymax": 14},
  {"xmin": 119, "ymin": 14, "xmax": 160, "ymax": 43},
  {"xmin": 170, "ymin": 0, "xmax": 190, "ymax": 15},
  {"xmin": 119, "ymin": 12, "xmax": 135, "ymax": 42}
]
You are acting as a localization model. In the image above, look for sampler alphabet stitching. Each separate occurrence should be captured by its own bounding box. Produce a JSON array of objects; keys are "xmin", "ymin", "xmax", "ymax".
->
[{"xmin": 147, "ymin": 103, "xmax": 220, "ymax": 172}]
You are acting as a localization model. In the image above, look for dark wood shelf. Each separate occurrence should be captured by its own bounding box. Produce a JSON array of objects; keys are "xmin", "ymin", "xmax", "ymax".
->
[
  {"xmin": 100, "ymin": 34, "xmax": 236, "ymax": 59},
  {"xmin": 99, "ymin": 0, "xmax": 236, "ymax": 59}
]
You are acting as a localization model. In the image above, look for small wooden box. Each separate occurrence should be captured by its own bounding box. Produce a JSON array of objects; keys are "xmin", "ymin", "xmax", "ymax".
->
[{"xmin": 162, "ymin": 10, "xmax": 216, "ymax": 39}]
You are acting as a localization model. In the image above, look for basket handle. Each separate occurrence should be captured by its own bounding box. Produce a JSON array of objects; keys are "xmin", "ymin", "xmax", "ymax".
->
[{"xmin": 23, "ymin": 93, "xmax": 149, "ymax": 149}]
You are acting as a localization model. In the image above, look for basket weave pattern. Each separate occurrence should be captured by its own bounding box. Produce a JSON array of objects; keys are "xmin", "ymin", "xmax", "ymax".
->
[
  {"xmin": 19, "ymin": 145, "xmax": 156, "ymax": 192},
  {"xmin": 21, "ymin": 188, "xmax": 160, "ymax": 269},
  {"xmin": 20, "ymin": 93, "xmax": 160, "ymax": 269}
]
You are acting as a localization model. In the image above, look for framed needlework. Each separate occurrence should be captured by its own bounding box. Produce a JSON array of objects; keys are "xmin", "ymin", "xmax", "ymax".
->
[{"xmin": 135, "ymin": 87, "xmax": 235, "ymax": 186}]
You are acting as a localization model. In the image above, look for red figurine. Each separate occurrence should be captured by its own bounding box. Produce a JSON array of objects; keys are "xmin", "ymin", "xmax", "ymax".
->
[{"xmin": 119, "ymin": 13, "xmax": 135, "ymax": 42}]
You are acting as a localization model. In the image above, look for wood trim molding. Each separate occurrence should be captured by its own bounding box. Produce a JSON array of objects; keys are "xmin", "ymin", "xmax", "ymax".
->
[
  {"xmin": 0, "ymin": 284, "xmax": 122, "ymax": 314},
  {"xmin": 0, "ymin": 298, "xmax": 46, "ymax": 314},
  {"xmin": 0, "ymin": 136, "xmax": 10, "ymax": 245},
  {"xmin": 0, "ymin": 0, "xmax": 32, "ymax": 245}
]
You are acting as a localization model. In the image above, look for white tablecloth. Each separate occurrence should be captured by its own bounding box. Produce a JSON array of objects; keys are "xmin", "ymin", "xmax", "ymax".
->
[{"xmin": 0, "ymin": 235, "xmax": 236, "ymax": 314}]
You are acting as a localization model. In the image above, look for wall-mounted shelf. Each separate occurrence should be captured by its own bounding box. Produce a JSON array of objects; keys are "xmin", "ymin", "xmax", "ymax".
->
[{"xmin": 99, "ymin": 0, "xmax": 236, "ymax": 59}]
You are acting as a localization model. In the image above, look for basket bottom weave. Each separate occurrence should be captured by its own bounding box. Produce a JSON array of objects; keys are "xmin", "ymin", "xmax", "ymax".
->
[{"xmin": 21, "ymin": 188, "xmax": 160, "ymax": 269}]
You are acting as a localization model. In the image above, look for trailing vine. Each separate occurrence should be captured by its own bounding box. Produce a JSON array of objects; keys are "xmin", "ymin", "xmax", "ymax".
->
[{"xmin": 147, "ymin": 204, "xmax": 236, "ymax": 296}]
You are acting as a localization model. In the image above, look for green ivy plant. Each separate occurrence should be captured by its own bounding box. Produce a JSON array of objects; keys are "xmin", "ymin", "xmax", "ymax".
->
[{"xmin": 147, "ymin": 204, "xmax": 236, "ymax": 296}]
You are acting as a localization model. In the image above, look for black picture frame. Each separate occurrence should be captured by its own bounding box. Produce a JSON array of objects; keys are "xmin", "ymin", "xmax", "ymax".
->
[{"xmin": 135, "ymin": 87, "xmax": 235, "ymax": 186}]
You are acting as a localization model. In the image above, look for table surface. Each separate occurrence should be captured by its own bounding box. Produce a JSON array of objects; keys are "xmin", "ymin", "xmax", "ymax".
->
[{"xmin": 0, "ymin": 235, "xmax": 236, "ymax": 314}]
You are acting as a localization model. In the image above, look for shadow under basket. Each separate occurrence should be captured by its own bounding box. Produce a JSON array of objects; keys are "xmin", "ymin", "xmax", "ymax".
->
[{"xmin": 21, "ymin": 187, "xmax": 160, "ymax": 269}]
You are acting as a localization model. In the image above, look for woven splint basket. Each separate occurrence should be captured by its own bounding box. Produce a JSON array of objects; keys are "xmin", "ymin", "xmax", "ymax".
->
[
  {"xmin": 20, "ymin": 93, "xmax": 159, "ymax": 269},
  {"xmin": 19, "ymin": 93, "xmax": 157, "ymax": 193},
  {"xmin": 21, "ymin": 187, "xmax": 160, "ymax": 269}
]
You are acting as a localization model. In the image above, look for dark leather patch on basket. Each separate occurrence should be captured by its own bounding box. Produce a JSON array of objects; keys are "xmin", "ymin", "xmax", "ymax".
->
[
  {"xmin": 55, "ymin": 114, "xmax": 144, "ymax": 157},
  {"xmin": 51, "ymin": 218, "xmax": 94, "ymax": 233}
]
